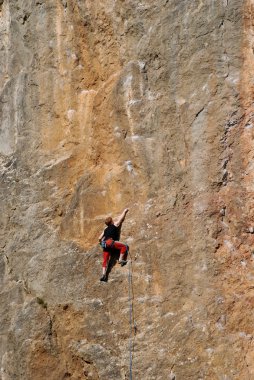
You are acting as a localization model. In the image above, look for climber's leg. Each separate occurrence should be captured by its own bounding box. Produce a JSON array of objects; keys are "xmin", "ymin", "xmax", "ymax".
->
[
  {"xmin": 103, "ymin": 250, "xmax": 110, "ymax": 270},
  {"xmin": 113, "ymin": 241, "xmax": 128, "ymax": 264},
  {"xmin": 100, "ymin": 250, "xmax": 110, "ymax": 281}
]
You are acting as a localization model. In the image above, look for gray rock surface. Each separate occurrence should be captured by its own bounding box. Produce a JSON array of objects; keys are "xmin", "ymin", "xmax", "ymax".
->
[{"xmin": 1, "ymin": 0, "xmax": 254, "ymax": 379}]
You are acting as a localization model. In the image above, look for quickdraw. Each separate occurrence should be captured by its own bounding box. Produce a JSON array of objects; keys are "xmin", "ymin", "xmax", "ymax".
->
[{"xmin": 100, "ymin": 240, "xmax": 107, "ymax": 249}]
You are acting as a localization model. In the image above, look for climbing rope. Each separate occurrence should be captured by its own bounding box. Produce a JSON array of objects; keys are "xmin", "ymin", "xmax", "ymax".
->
[
  {"xmin": 128, "ymin": 257, "xmax": 133, "ymax": 380},
  {"xmin": 127, "ymin": 248, "xmax": 136, "ymax": 380}
]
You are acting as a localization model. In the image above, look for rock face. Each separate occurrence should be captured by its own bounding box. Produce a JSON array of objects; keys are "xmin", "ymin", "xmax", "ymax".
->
[{"xmin": 1, "ymin": 0, "xmax": 254, "ymax": 379}]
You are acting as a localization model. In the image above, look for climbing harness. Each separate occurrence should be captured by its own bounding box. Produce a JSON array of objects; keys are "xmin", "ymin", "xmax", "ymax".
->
[{"xmin": 100, "ymin": 238, "xmax": 115, "ymax": 250}]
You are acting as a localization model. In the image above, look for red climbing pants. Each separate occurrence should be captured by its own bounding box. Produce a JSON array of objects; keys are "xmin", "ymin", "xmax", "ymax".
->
[{"xmin": 102, "ymin": 239, "xmax": 128, "ymax": 268}]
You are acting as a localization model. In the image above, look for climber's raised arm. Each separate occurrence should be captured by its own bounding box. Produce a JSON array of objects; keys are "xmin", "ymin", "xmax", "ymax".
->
[{"xmin": 114, "ymin": 208, "xmax": 129, "ymax": 227}]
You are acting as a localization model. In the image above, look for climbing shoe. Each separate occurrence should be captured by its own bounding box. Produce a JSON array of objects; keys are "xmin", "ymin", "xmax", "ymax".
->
[
  {"xmin": 119, "ymin": 260, "xmax": 127, "ymax": 267},
  {"xmin": 100, "ymin": 275, "xmax": 107, "ymax": 282}
]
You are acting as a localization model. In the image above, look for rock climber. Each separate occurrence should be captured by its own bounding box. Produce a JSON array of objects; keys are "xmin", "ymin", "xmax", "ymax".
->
[{"xmin": 99, "ymin": 208, "xmax": 129, "ymax": 282}]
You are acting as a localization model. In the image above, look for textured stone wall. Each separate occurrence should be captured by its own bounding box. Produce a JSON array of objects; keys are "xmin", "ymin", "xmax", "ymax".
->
[{"xmin": 0, "ymin": 0, "xmax": 254, "ymax": 379}]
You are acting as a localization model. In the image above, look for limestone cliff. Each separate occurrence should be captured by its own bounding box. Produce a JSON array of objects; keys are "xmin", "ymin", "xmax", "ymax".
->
[{"xmin": 1, "ymin": 0, "xmax": 254, "ymax": 379}]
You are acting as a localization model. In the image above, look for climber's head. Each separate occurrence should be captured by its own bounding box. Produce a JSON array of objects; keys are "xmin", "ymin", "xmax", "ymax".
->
[{"xmin": 105, "ymin": 216, "xmax": 113, "ymax": 226}]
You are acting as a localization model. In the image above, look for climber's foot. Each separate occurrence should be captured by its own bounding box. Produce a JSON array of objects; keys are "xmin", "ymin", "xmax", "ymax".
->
[{"xmin": 119, "ymin": 260, "xmax": 127, "ymax": 267}]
